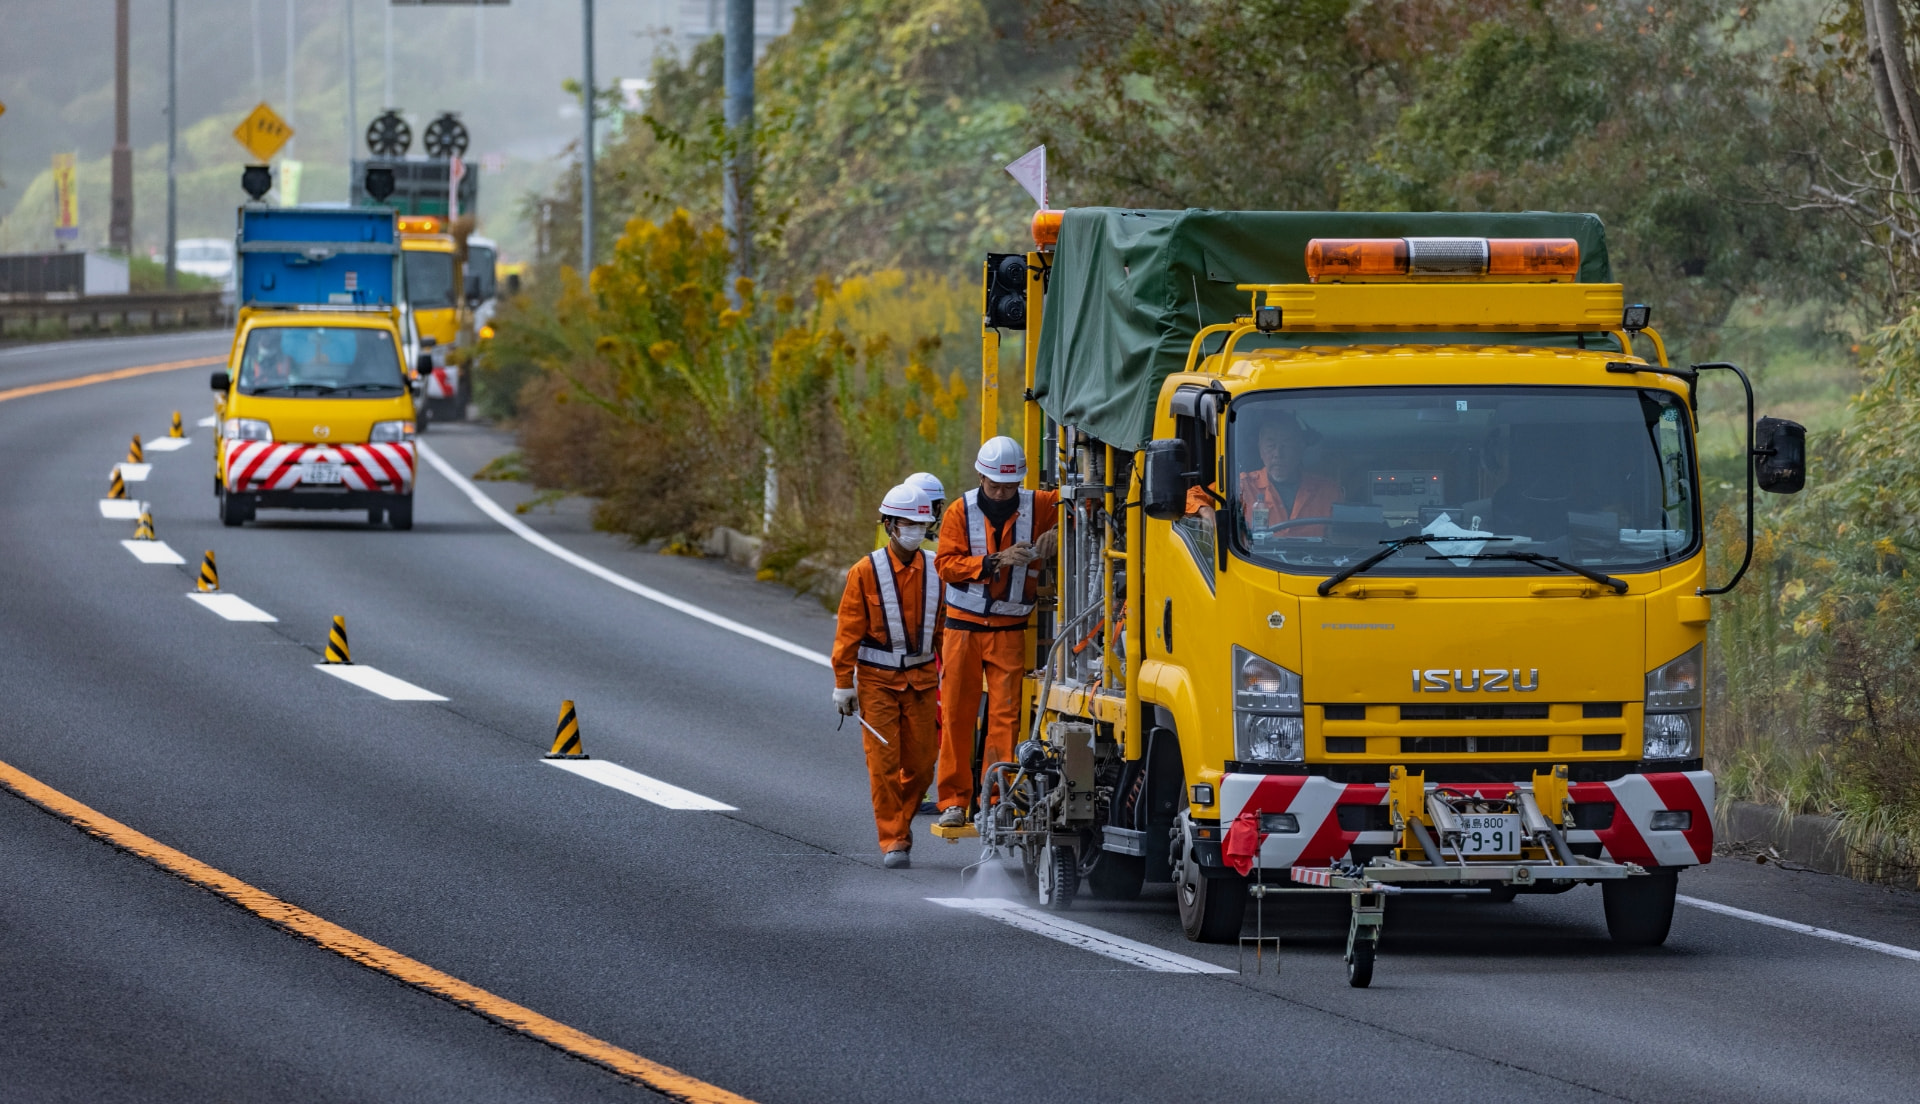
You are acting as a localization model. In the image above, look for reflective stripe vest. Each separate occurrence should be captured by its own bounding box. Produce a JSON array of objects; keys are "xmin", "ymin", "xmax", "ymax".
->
[
  {"xmin": 945, "ymin": 488, "xmax": 1035, "ymax": 619},
  {"xmin": 855, "ymin": 547, "xmax": 940, "ymax": 669}
]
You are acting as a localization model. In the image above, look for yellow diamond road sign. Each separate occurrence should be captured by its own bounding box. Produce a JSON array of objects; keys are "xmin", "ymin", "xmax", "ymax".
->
[{"xmin": 233, "ymin": 102, "xmax": 293, "ymax": 163}]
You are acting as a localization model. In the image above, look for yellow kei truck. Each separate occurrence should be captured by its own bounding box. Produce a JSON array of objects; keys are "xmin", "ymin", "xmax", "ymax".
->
[
  {"xmin": 213, "ymin": 205, "xmax": 425, "ymax": 530},
  {"xmin": 954, "ymin": 209, "xmax": 1807, "ymax": 986}
]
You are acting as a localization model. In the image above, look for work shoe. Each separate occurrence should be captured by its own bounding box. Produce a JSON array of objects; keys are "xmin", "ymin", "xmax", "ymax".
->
[
  {"xmin": 883, "ymin": 849, "xmax": 911, "ymax": 869},
  {"xmin": 937, "ymin": 806, "xmax": 967, "ymax": 829}
]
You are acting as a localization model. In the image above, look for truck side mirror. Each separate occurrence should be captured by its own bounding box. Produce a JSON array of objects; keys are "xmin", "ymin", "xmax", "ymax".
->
[
  {"xmin": 416, "ymin": 353, "xmax": 435, "ymax": 375},
  {"xmin": 209, "ymin": 370, "xmax": 231, "ymax": 392},
  {"xmin": 1143, "ymin": 439, "xmax": 1190, "ymax": 521},
  {"xmin": 1756, "ymin": 416, "xmax": 1806, "ymax": 494}
]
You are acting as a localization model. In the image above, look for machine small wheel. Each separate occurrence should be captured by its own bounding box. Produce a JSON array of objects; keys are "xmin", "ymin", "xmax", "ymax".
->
[
  {"xmin": 1035, "ymin": 845, "xmax": 1078, "ymax": 911},
  {"xmin": 1346, "ymin": 943, "xmax": 1375, "ymax": 988}
]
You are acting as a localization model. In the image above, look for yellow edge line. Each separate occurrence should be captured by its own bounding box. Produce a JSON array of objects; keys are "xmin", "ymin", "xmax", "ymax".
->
[
  {"xmin": 0, "ymin": 757, "xmax": 757, "ymax": 1104},
  {"xmin": 0, "ymin": 355, "xmax": 225, "ymax": 405}
]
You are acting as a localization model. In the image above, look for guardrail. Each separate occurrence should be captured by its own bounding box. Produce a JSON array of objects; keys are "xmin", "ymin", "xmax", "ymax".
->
[{"xmin": 0, "ymin": 291, "xmax": 231, "ymax": 337}]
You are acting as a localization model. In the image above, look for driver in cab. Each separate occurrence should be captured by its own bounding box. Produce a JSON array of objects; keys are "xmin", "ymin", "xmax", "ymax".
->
[{"xmin": 1186, "ymin": 413, "xmax": 1339, "ymax": 538}]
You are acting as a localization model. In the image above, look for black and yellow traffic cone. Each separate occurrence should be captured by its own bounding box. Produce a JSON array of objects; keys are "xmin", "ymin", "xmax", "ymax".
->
[
  {"xmin": 107, "ymin": 469, "xmax": 128, "ymax": 499},
  {"xmin": 545, "ymin": 699, "xmax": 588, "ymax": 759},
  {"xmin": 323, "ymin": 615, "xmax": 351, "ymax": 664},
  {"xmin": 168, "ymin": 411, "xmax": 184, "ymax": 438},
  {"xmin": 127, "ymin": 435, "xmax": 145, "ymax": 463},
  {"xmin": 133, "ymin": 510, "xmax": 156, "ymax": 541},
  {"xmin": 196, "ymin": 550, "xmax": 219, "ymax": 593}
]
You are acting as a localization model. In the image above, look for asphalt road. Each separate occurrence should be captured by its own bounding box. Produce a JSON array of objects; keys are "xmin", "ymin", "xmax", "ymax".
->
[{"xmin": 4, "ymin": 331, "xmax": 1920, "ymax": 1103}]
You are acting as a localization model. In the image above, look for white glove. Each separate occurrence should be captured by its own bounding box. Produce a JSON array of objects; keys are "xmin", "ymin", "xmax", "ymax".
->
[
  {"xmin": 834, "ymin": 687, "xmax": 859, "ymax": 716},
  {"xmin": 1033, "ymin": 528, "xmax": 1058, "ymax": 561},
  {"xmin": 999, "ymin": 542, "xmax": 1037, "ymax": 568}
]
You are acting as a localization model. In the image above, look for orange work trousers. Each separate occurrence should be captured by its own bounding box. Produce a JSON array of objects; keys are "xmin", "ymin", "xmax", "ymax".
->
[
  {"xmin": 859, "ymin": 678, "xmax": 940, "ymax": 854},
  {"xmin": 936, "ymin": 625, "xmax": 1026, "ymax": 811}
]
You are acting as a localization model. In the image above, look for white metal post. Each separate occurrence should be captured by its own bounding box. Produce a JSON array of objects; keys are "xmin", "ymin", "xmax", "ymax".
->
[
  {"xmin": 345, "ymin": 0, "xmax": 357, "ymax": 194},
  {"xmin": 285, "ymin": 0, "xmax": 297, "ymax": 156},
  {"xmin": 581, "ymin": 0, "xmax": 594, "ymax": 274},
  {"xmin": 165, "ymin": 0, "xmax": 178, "ymax": 288}
]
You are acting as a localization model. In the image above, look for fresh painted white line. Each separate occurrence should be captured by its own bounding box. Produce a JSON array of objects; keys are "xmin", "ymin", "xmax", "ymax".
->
[
  {"xmin": 186, "ymin": 593, "xmax": 278, "ymax": 622},
  {"xmin": 99, "ymin": 499, "xmax": 145, "ymax": 519},
  {"xmin": 115, "ymin": 462, "xmax": 152, "ymax": 481},
  {"xmin": 929, "ymin": 898, "xmax": 1236, "ymax": 973},
  {"xmin": 544, "ymin": 759, "xmax": 737, "ymax": 811},
  {"xmin": 313, "ymin": 664, "xmax": 448, "ymax": 701},
  {"xmin": 419, "ymin": 442, "xmax": 831, "ymax": 668},
  {"xmin": 1679, "ymin": 895, "xmax": 1920, "ymax": 963},
  {"xmin": 144, "ymin": 437, "xmax": 193, "ymax": 452},
  {"xmin": 122, "ymin": 540, "xmax": 185, "ymax": 564},
  {"xmin": 197, "ymin": 415, "xmax": 217, "ymax": 428}
]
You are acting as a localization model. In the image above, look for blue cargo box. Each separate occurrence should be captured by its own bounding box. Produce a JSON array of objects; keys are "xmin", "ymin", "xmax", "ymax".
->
[{"xmin": 237, "ymin": 206, "xmax": 400, "ymax": 308}]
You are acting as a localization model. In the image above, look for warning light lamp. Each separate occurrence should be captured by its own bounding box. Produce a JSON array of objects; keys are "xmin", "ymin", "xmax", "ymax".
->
[
  {"xmin": 1305, "ymin": 238, "xmax": 1579, "ymax": 281},
  {"xmin": 398, "ymin": 215, "xmax": 445, "ymax": 234},
  {"xmin": 240, "ymin": 164, "xmax": 273, "ymax": 202},
  {"xmin": 479, "ymin": 324, "xmax": 496, "ymax": 340},
  {"xmin": 1031, "ymin": 209, "xmax": 1062, "ymax": 248},
  {"xmin": 983, "ymin": 252, "xmax": 1028, "ymax": 330}
]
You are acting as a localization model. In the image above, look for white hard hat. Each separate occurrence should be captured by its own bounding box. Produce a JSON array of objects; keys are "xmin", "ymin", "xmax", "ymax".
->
[
  {"xmin": 879, "ymin": 482, "xmax": 935, "ymax": 521},
  {"xmin": 905, "ymin": 471, "xmax": 946, "ymax": 502},
  {"xmin": 974, "ymin": 436, "xmax": 1026, "ymax": 481}
]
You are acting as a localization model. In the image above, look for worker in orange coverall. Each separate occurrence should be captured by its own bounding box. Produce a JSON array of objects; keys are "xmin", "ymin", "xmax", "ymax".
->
[
  {"xmin": 833, "ymin": 483, "xmax": 944, "ymax": 868},
  {"xmin": 934, "ymin": 436, "xmax": 1058, "ymax": 826}
]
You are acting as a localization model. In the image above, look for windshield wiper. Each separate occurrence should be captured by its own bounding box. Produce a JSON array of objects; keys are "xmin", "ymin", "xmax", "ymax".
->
[
  {"xmin": 1316, "ymin": 534, "xmax": 1512, "ymax": 596},
  {"xmin": 249, "ymin": 382, "xmax": 342, "ymax": 395},
  {"xmin": 337, "ymin": 382, "xmax": 402, "ymax": 392},
  {"xmin": 1435, "ymin": 551, "xmax": 1628, "ymax": 594}
]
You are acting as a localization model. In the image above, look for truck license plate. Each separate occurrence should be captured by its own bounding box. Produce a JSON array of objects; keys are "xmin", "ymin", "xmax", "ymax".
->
[
  {"xmin": 1456, "ymin": 813, "xmax": 1521, "ymax": 856},
  {"xmin": 302, "ymin": 462, "xmax": 344, "ymax": 484}
]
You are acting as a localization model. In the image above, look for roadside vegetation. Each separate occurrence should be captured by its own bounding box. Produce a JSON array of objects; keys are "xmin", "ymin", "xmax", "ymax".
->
[{"xmin": 479, "ymin": 0, "xmax": 1920, "ymax": 882}]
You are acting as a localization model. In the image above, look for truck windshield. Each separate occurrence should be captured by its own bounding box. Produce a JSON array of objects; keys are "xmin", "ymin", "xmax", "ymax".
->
[
  {"xmin": 237, "ymin": 326, "xmax": 405, "ymax": 395},
  {"xmin": 1223, "ymin": 386, "xmax": 1697, "ymax": 577},
  {"xmin": 404, "ymin": 251, "xmax": 456, "ymax": 309}
]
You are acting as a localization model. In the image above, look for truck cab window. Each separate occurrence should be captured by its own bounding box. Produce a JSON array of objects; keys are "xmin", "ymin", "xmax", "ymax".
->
[{"xmin": 1228, "ymin": 386, "xmax": 1697, "ymax": 577}]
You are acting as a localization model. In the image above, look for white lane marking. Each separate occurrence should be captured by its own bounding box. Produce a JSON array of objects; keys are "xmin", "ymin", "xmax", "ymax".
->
[
  {"xmin": 99, "ymin": 499, "xmax": 146, "ymax": 519},
  {"xmin": 1679, "ymin": 895, "xmax": 1920, "ymax": 963},
  {"xmin": 929, "ymin": 898, "xmax": 1236, "ymax": 973},
  {"xmin": 115, "ymin": 462, "xmax": 152, "ymax": 481},
  {"xmin": 544, "ymin": 759, "xmax": 737, "ymax": 811},
  {"xmin": 186, "ymin": 593, "xmax": 278, "ymax": 622},
  {"xmin": 122, "ymin": 539, "xmax": 185, "ymax": 564},
  {"xmin": 197, "ymin": 415, "xmax": 217, "ymax": 428},
  {"xmin": 313, "ymin": 664, "xmax": 449, "ymax": 701},
  {"xmin": 419, "ymin": 442, "xmax": 831, "ymax": 668},
  {"xmin": 144, "ymin": 437, "xmax": 193, "ymax": 452}
]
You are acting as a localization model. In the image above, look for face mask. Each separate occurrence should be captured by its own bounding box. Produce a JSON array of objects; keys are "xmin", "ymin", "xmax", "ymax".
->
[{"xmin": 893, "ymin": 523, "xmax": 927, "ymax": 550}]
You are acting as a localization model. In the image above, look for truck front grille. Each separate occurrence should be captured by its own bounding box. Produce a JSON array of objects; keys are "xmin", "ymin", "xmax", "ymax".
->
[{"xmin": 1401, "ymin": 735, "xmax": 1550, "ymax": 754}]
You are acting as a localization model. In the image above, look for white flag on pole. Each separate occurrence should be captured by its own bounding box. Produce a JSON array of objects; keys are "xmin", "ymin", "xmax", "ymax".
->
[
  {"xmin": 1005, "ymin": 145, "xmax": 1047, "ymax": 210},
  {"xmin": 449, "ymin": 156, "xmax": 466, "ymax": 220}
]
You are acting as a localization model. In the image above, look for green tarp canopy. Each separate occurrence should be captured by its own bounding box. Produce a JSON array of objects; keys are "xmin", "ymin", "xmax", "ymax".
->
[{"xmin": 1030, "ymin": 208, "xmax": 1614, "ymax": 451}]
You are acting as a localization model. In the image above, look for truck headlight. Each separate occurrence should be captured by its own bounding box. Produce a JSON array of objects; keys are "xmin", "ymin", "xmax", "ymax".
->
[
  {"xmin": 1234, "ymin": 645, "xmax": 1303, "ymax": 762},
  {"xmin": 222, "ymin": 418, "xmax": 271, "ymax": 441},
  {"xmin": 1644, "ymin": 645, "xmax": 1702, "ymax": 760},
  {"xmin": 369, "ymin": 420, "xmax": 415, "ymax": 443}
]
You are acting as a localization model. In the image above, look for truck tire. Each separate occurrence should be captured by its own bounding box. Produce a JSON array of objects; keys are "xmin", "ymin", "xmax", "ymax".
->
[
  {"xmin": 219, "ymin": 488, "xmax": 253, "ymax": 527},
  {"xmin": 1175, "ymin": 837, "xmax": 1247, "ymax": 943},
  {"xmin": 387, "ymin": 495, "xmax": 414, "ymax": 531},
  {"xmin": 1603, "ymin": 868, "xmax": 1678, "ymax": 947}
]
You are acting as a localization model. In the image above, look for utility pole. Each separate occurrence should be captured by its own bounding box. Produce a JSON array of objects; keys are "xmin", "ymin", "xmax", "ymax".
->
[
  {"xmin": 166, "ymin": 0, "xmax": 178, "ymax": 288},
  {"xmin": 110, "ymin": 0, "xmax": 133, "ymax": 256},
  {"xmin": 383, "ymin": 1, "xmax": 393, "ymax": 108},
  {"xmin": 252, "ymin": 0, "xmax": 265, "ymax": 100},
  {"xmin": 344, "ymin": 0, "xmax": 357, "ymax": 192},
  {"xmin": 722, "ymin": 0, "xmax": 753, "ymax": 292},
  {"xmin": 475, "ymin": 5, "xmax": 485, "ymax": 84},
  {"xmin": 581, "ymin": 0, "xmax": 594, "ymax": 273},
  {"xmin": 285, "ymin": 0, "xmax": 297, "ymax": 157}
]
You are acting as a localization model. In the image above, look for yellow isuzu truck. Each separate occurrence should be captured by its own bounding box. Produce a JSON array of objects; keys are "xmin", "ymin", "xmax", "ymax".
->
[{"xmin": 960, "ymin": 209, "xmax": 1807, "ymax": 985}]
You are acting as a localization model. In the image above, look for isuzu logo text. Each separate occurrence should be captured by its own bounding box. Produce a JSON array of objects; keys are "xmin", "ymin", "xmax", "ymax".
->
[{"xmin": 1412, "ymin": 668, "xmax": 1540, "ymax": 693}]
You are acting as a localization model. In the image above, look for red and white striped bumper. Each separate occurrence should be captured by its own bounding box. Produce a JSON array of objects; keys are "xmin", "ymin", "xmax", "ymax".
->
[
  {"xmin": 1218, "ymin": 769, "xmax": 1715, "ymax": 871},
  {"xmin": 224, "ymin": 439, "xmax": 416, "ymax": 493}
]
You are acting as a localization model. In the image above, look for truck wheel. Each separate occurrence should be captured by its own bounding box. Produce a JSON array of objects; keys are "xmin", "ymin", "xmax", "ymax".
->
[
  {"xmin": 219, "ymin": 488, "xmax": 253, "ymax": 527},
  {"xmin": 1603, "ymin": 868, "xmax": 1678, "ymax": 947},
  {"xmin": 1085, "ymin": 850, "xmax": 1145, "ymax": 901},
  {"xmin": 387, "ymin": 496, "xmax": 414, "ymax": 531},
  {"xmin": 367, "ymin": 508, "xmax": 385, "ymax": 526},
  {"xmin": 1175, "ymin": 838, "xmax": 1247, "ymax": 943},
  {"xmin": 1035, "ymin": 845, "xmax": 1078, "ymax": 911}
]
